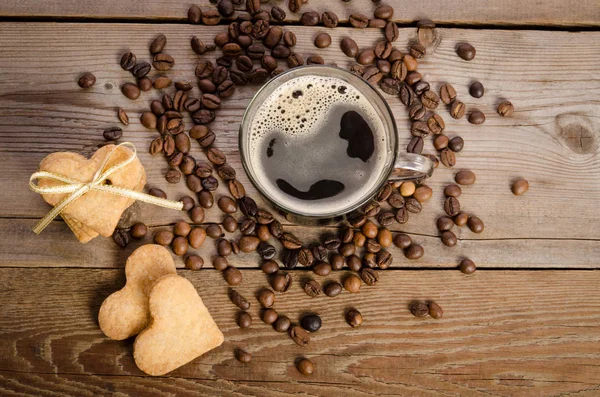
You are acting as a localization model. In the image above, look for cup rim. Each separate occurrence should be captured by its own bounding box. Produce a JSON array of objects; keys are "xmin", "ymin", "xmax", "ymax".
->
[{"xmin": 238, "ymin": 65, "xmax": 398, "ymax": 219}]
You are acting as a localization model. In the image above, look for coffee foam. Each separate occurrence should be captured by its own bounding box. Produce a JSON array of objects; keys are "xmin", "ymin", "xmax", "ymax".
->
[{"xmin": 248, "ymin": 75, "xmax": 390, "ymax": 216}]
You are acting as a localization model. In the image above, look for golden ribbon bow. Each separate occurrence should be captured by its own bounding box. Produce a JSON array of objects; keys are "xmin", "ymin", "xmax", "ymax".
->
[{"xmin": 29, "ymin": 142, "xmax": 183, "ymax": 234}]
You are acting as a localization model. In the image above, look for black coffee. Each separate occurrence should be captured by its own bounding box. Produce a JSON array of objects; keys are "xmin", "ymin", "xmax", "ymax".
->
[{"xmin": 248, "ymin": 75, "xmax": 389, "ymax": 216}]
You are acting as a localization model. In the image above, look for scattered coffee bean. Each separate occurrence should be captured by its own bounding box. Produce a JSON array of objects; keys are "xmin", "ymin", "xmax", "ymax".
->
[
  {"xmin": 139, "ymin": 78, "xmax": 152, "ymax": 92},
  {"xmin": 405, "ymin": 243, "xmax": 424, "ymax": 259},
  {"xmin": 185, "ymin": 255, "xmax": 204, "ymax": 270},
  {"xmin": 188, "ymin": 5, "xmax": 202, "ymax": 23},
  {"xmin": 388, "ymin": 193, "xmax": 405, "ymax": 209},
  {"xmin": 454, "ymin": 211, "xmax": 469, "ymax": 227},
  {"xmin": 455, "ymin": 170, "xmax": 476, "ymax": 185},
  {"xmin": 239, "ymin": 236, "xmax": 260, "ymax": 252},
  {"xmin": 213, "ymin": 256, "xmax": 229, "ymax": 271},
  {"xmin": 223, "ymin": 266, "xmax": 242, "ymax": 285},
  {"xmin": 384, "ymin": 21, "xmax": 399, "ymax": 42},
  {"xmin": 440, "ymin": 149, "xmax": 456, "ymax": 167},
  {"xmin": 340, "ymin": 38, "xmax": 359, "ymax": 58},
  {"xmin": 408, "ymin": 103, "xmax": 426, "ymax": 121},
  {"xmin": 257, "ymin": 289, "xmax": 275, "ymax": 308},
  {"xmin": 235, "ymin": 349, "xmax": 252, "ymax": 363},
  {"xmin": 172, "ymin": 236, "xmax": 189, "ymax": 256},
  {"xmin": 154, "ymin": 230, "xmax": 174, "ymax": 246},
  {"xmin": 459, "ymin": 258, "xmax": 477, "ymax": 274},
  {"xmin": 296, "ymin": 358, "xmax": 314, "ymax": 375},
  {"xmin": 427, "ymin": 114, "xmax": 445, "ymax": 135},
  {"xmin": 189, "ymin": 205, "xmax": 205, "ymax": 224},
  {"xmin": 281, "ymin": 232, "xmax": 302, "ymax": 250},
  {"xmin": 444, "ymin": 197, "xmax": 461, "ymax": 217},
  {"xmin": 512, "ymin": 179, "xmax": 529, "ymax": 195},
  {"xmin": 130, "ymin": 223, "xmax": 148, "ymax": 239},
  {"xmin": 330, "ymin": 254, "xmax": 345, "ymax": 270},
  {"xmin": 343, "ymin": 274, "xmax": 361, "ymax": 293},
  {"xmin": 321, "ymin": 281, "xmax": 341, "ymax": 297},
  {"xmin": 407, "ymin": 136, "xmax": 424, "ymax": 154},
  {"xmin": 346, "ymin": 309, "xmax": 363, "ymax": 327},
  {"xmin": 349, "ymin": 13, "xmax": 369, "ymax": 28},
  {"xmin": 271, "ymin": 272, "xmax": 292, "ymax": 292},
  {"xmin": 421, "ymin": 90, "xmax": 440, "ymax": 109},
  {"xmin": 439, "ymin": 83, "xmax": 457, "ymax": 105},
  {"xmin": 300, "ymin": 11, "xmax": 320, "ymax": 26},
  {"xmin": 359, "ymin": 268, "xmax": 379, "ymax": 286},
  {"xmin": 469, "ymin": 81, "xmax": 484, "ymax": 98},
  {"xmin": 314, "ymin": 32, "xmax": 331, "ymax": 48},
  {"xmin": 304, "ymin": 280, "xmax": 322, "ymax": 297},
  {"xmin": 441, "ymin": 230, "xmax": 457, "ymax": 247},
  {"xmin": 410, "ymin": 302, "xmax": 429, "ymax": 317},
  {"xmin": 217, "ymin": 238, "xmax": 233, "ymax": 256},
  {"xmin": 150, "ymin": 34, "xmax": 167, "ymax": 55},
  {"xmin": 217, "ymin": 196, "xmax": 238, "ymax": 214},
  {"xmin": 78, "ymin": 73, "xmax": 96, "ymax": 88},
  {"xmin": 456, "ymin": 43, "xmax": 476, "ymax": 61},
  {"xmin": 410, "ymin": 43, "xmax": 426, "ymax": 59},
  {"xmin": 301, "ymin": 314, "xmax": 322, "ymax": 332},
  {"xmin": 312, "ymin": 262, "xmax": 332, "ymax": 276},
  {"xmin": 261, "ymin": 308, "xmax": 278, "ymax": 324},
  {"xmin": 283, "ymin": 31, "xmax": 297, "ymax": 47},
  {"xmin": 271, "ymin": 6, "xmax": 286, "ymax": 21},
  {"xmin": 274, "ymin": 315, "xmax": 291, "ymax": 333},
  {"xmin": 121, "ymin": 83, "xmax": 140, "ymax": 100},
  {"xmin": 467, "ymin": 216, "xmax": 485, "ymax": 233},
  {"xmin": 198, "ymin": 191, "xmax": 214, "ymax": 209},
  {"xmin": 468, "ymin": 110, "xmax": 486, "ymax": 125},
  {"xmin": 120, "ymin": 52, "xmax": 137, "ymax": 70},
  {"xmin": 297, "ymin": 247, "xmax": 314, "ymax": 267},
  {"xmin": 112, "ymin": 228, "xmax": 129, "ymax": 248},
  {"xmin": 149, "ymin": 187, "xmax": 167, "ymax": 199},
  {"xmin": 202, "ymin": 9, "xmax": 221, "ymax": 25},
  {"xmin": 450, "ymin": 100, "xmax": 465, "ymax": 119},
  {"xmin": 173, "ymin": 221, "xmax": 191, "ymax": 237},
  {"xmin": 322, "ymin": 11, "xmax": 338, "ymax": 27},
  {"xmin": 437, "ymin": 216, "xmax": 454, "ymax": 231},
  {"xmin": 498, "ymin": 101, "xmax": 515, "ymax": 117},
  {"xmin": 428, "ymin": 302, "xmax": 443, "ymax": 319},
  {"xmin": 448, "ymin": 136, "xmax": 464, "ymax": 152},
  {"xmin": 188, "ymin": 227, "xmax": 206, "ymax": 249},
  {"xmin": 259, "ymin": 260, "xmax": 279, "ymax": 276},
  {"xmin": 393, "ymin": 233, "xmax": 412, "ymax": 249},
  {"xmin": 289, "ymin": 326, "xmax": 310, "ymax": 347},
  {"xmin": 258, "ymin": 242, "xmax": 277, "ymax": 261}
]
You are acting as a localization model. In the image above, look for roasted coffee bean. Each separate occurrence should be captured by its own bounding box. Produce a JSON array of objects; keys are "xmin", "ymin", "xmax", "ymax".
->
[
  {"xmin": 257, "ymin": 288, "xmax": 275, "ymax": 308},
  {"xmin": 455, "ymin": 170, "xmax": 476, "ymax": 185},
  {"xmin": 411, "ymin": 121, "xmax": 430, "ymax": 138},
  {"xmin": 196, "ymin": 191, "xmax": 214, "ymax": 210},
  {"xmin": 377, "ymin": 211, "xmax": 394, "ymax": 227},
  {"xmin": 454, "ymin": 211, "xmax": 469, "ymax": 227},
  {"xmin": 237, "ymin": 311, "xmax": 252, "ymax": 329},
  {"xmin": 441, "ymin": 230, "xmax": 457, "ymax": 247},
  {"xmin": 302, "ymin": 279, "xmax": 322, "ymax": 297},
  {"xmin": 217, "ymin": 80, "xmax": 235, "ymax": 97},
  {"xmin": 352, "ymin": 232, "xmax": 366, "ymax": 248},
  {"xmin": 384, "ymin": 21, "xmax": 399, "ymax": 42},
  {"xmin": 257, "ymin": 242, "xmax": 276, "ymax": 260},
  {"xmin": 112, "ymin": 228, "xmax": 129, "ymax": 248},
  {"xmin": 271, "ymin": 272, "xmax": 292, "ymax": 293},
  {"xmin": 346, "ymin": 308, "xmax": 363, "ymax": 327},
  {"xmin": 152, "ymin": 54, "xmax": 174, "ymax": 71},
  {"xmin": 130, "ymin": 62, "xmax": 150, "ymax": 79},
  {"xmin": 149, "ymin": 187, "xmax": 167, "ymax": 199},
  {"xmin": 450, "ymin": 100, "xmax": 466, "ymax": 119},
  {"xmin": 175, "ymin": 134, "xmax": 190, "ymax": 154},
  {"xmin": 377, "ymin": 250, "xmax": 393, "ymax": 269},
  {"xmin": 414, "ymin": 185, "xmax": 433, "ymax": 203},
  {"xmin": 400, "ymin": 181, "xmax": 416, "ymax": 196},
  {"xmin": 296, "ymin": 247, "xmax": 313, "ymax": 267},
  {"xmin": 360, "ymin": 268, "xmax": 379, "ymax": 286},
  {"xmin": 194, "ymin": 161, "xmax": 212, "ymax": 178},
  {"xmin": 357, "ymin": 49, "xmax": 376, "ymax": 65},
  {"xmin": 188, "ymin": 5, "xmax": 202, "ymax": 23},
  {"xmin": 259, "ymin": 55, "xmax": 278, "ymax": 72},
  {"xmin": 306, "ymin": 55, "xmax": 324, "ymax": 65},
  {"xmin": 246, "ymin": 0, "xmax": 260, "ymax": 13},
  {"xmin": 413, "ymin": 81, "xmax": 430, "ymax": 96},
  {"xmin": 261, "ymin": 307, "xmax": 278, "ymax": 324},
  {"xmin": 380, "ymin": 77, "xmax": 401, "ymax": 95},
  {"xmin": 289, "ymin": 325, "xmax": 310, "ymax": 347},
  {"xmin": 162, "ymin": 135, "xmax": 175, "ymax": 155},
  {"xmin": 287, "ymin": 53, "xmax": 304, "ymax": 68},
  {"xmin": 215, "ymin": 165, "xmax": 236, "ymax": 182},
  {"xmin": 399, "ymin": 83, "xmax": 415, "ymax": 107},
  {"xmin": 374, "ymin": 184, "xmax": 392, "ymax": 203},
  {"xmin": 197, "ymin": 79, "xmax": 216, "ymax": 93},
  {"xmin": 271, "ymin": 5, "xmax": 286, "ymax": 21},
  {"xmin": 322, "ymin": 236, "xmax": 341, "ymax": 251},
  {"xmin": 103, "ymin": 126, "xmax": 122, "ymax": 141},
  {"xmin": 192, "ymin": 109, "xmax": 216, "ymax": 125},
  {"xmin": 188, "ymin": 227, "xmax": 206, "ymax": 249},
  {"xmin": 137, "ymin": 77, "xmax": 152, "ymax": 92},
  {"xmin": 154, "ymin": 230, "xmax": 174, "ymax": 246},
  {"xmin": 280, "ymin": 248, "xmax": 297, "ymax": 269},
  {"xmin": 444, "ymin": 184, "xmax": 462, "ymax": 198},
  {"xmin": 393, "ymin": 233, "xmax": 412, "ymax": 249},
  {"xmin": 223, "ymin": 266, "xmax": 242, "ymax": 285},
  {"xmin": 300, "ymin": 11, "xmax": 320, "ymax": 26},
  {"xmin": 269, "ymin": 45, "xmax": 290, "ymax": 61},
  {"xmin": 217, "ymin": 0, "xmax": 234, "ymax": 17},
  {"xmin": 444, "ymin": 196, "xmax": 461, "ymax": 216},
  {"xmin": 202, "ymin": 9, "xmax": 221, "ymax": 25},
  {"xmin": 191, "ymin": 36, "xmax": 207, "ymax": 55},
  {"xmin": 391, "ymin": 60, "xmax": 408, "ymax": 83},
  {"xmin": 405, "ymin": 71, "xmax": 422, "ymax": 86},
  {"xmin": 195, "ymin": 60, "xmax": 215, "ymax": 79},
  {"xmin": 377, "ymin": 59, "xmax": 391, "ymax": 73},
  {"xmin": 166, "ymin": 119, "xmax": 184, "ymax": 135},
  {"xmin": 172, "ymin": 236, "xmax": 189, "ymax": 256},
  {"xmin": 421, "ymin": 90, "xmax": 440, "ymax": 109},
  {"xmin": 183, "ymin": 97, "xmax": 201, "ymax": 113},
  {"xmin": 247, "ymin": 44, "xmax": 266, "ymax": 59},
  {"xmin": 468, "ymin": 110, "xmax": 486, "ymax": 125},
  {"xmin": 408, "ymin": 103, "xmax": 426, "ymax": 121},
  {"xmin": 405, "ymin": 244, "xmax": 425, "ymax": 259},
  {"xmin": 457, "ymin": 43, "xmax": 476, "ymax": 61},
  {"xmin": 248, "ymin": 68, "xmax": 269, "ymax": 83},
  {"xmin": 374, "ymin": 40, "xmax": 392, "ymax": 59},
  {"xmin": 376, "ymin": 229, "xmax": 392, "ymax": 249},
  {"xmin": 427, "ymin": 302, "xmax": 443, "ymax": 319},
  {"xmin": 217, "ymin": 196, "xmax": 237, "ymax": 214},
  {"xmin": 498, "ymin": 101, "xmax": 515, "ymax": 117},
  {"xmin": 368, "ymin": 18, "xmax": 386, "ymax": 28},
  {"xmin": 217, "ymin": 237, "xmax": 233, "ymax": 256},
  {"xmin": 349, "ymin": 13, "xmax": 369, "ymax": 28},
  {"xmin": 201, "ymin": 176, "xmax": 219, "ymax": 191},
  {"xmin": 130, "ymin": 223, "xmax": 148, "ymax": 239},
  {"xmin": 339, "ymin": 242, "xmax": 355, "ymax": 257},
  {"xmin": 434, "ymin": 135, "xmax": 449, "ymax": 150},
  {"xmin": 374, "ymin": 4, "xmax": 394, "ymax": 19},
  {"xmin": 347, "ymin": 211, "xmax": 367, "ymax": 228},
  {"xmin": 440, "ymin": 84, "xmax": 457, "ymax": 105},
  {"xmin": 120, "ymin": 52, "xmax": 137, "ymax": 71},
  {"xmin": 213, "ymin": 256, "xmax": 229, "ymax": 271},
  {"xmin": 239, "ymin": 21, "xmax": 253, "ymax": 35},
  {"xmin": 121, "ymin": 83, "xmax": 140, "ymax": 100},
  {"xmin": 252, "ymin": 20, "xmax": 270, "ymax": 40},
  {"xmin": 387, "ymin": 192, "xmax": 404, "ymax": 209},
  {"xmin": 448, "ymin": 136, "xmax": 464, "ymax": 153},
  {"xmin": 165, "ymin": 169, "xmax": 181, "ymax": 184},
  {"xmin": 437, "ymin": 216, "xmax": 454, "ymax": 231},
  {"xmin": 363, "ymin": 201, "xmax": 381, "ymax": 217},
  {"xmin": 459, "ymin": 258, "xmax": 477, "ymax": 274},
  {"xmin": 200, "ymin": 93, "xmax": 221, "ymax": 110},
  {"xmin": 262, "ymin": 27, "xmax": 283, "ymax": 49},
  {"xmin": 261, "ymin": 259, "xmax": 279, "ymax": 275},
  {"xmin": 340, "ymin": 38, "xmax": 358, "ymax": 57},
  {"xmin": 222, "ymin": 215, "xmax": 237, "ymax": 234},
  {"xmin": 153, "ymin": 76, "xmax": 172, "ymax": 89},
  {"xmin": 366, "ymin": 239, "xmax": 381, "ymax": 254},
  {"xmin": 402, "ymin": 54, "xmax": 418, "ymax": 71},
  {"xmin": 512, "ymin": 179, "xmax": 529, "ymax": 196},
  {"xmin": 239, "ymin": 235, "xmax": 260, "ymax": 253},
  {"xmin": 363, "ymin": 252, "xmax": 377, "ymax": 268},
  {"xmin": 301, "ymin": 314, "xmax": 322, "ymax": 332},
  {"xmin": 310, "ymin": 245, "xmax": 327, "ymax": 262},
  {"xmin": 238, "ymin": 196, "xmax": 258, "ymax": 217},
  {"xmin": 150, "ymin": 34, "xmax": 167, "ymax": 55},
  {"xmin": 189, "ymin": 125, "xmax": 214, "ymax": 148},
  {"xmin": 274, "ymin": 315, "xmax": 291, "ymax": 333},
  {"xmin": 407, "ymin": 136, "xmax": 424, "ymax": 154},
  {"xmin": 405, "ymin": 197, "xmax": 422, "ymax": 213},
  {"xmin": 312, "ymin": 262, "xmax": 332, "ymax": 276},
  {"xmin": 363, "ymin": 66, "xmax": 383, "ymax": 84},
  {"xmin": 467, "ymin": 216, "xmax": 485, "ymax": 233},
  {"xmin": 228, "ymin": 22, "xmax": 240, "ymax": 39},
  {"xmin": 189, "ymin": 205, "xmax": 205, "ymax": 223},
  {"xmin": 427, "ymin": 114, "xmax": 445, "ymax": 135},
  {"xmin": 223, "ymin": 180, "xmax": 244, "ymax": 201},
  {"xmin": 410, "ymin": 43, "xmax": 426, "ymax": 59},
  {"xmin": 440, "ymin": 149, "xmax": 456, "ymax": 167},
  {"xmin": 314, "ymin": 32, "xmax": 331, "ymax": 48},
  {"xmin": 395, "ymin": 206, "xmax": 409, "ymax": 224},
  {"xmin": 360, "ymin": 221, "xmax": 377, "ymax": 239},
  {"xmin": 410, "ymin": 301, "xmax": 429, "ymax": 317},
  {"xmin": 469, "ymin": 81, "xmax": 485, "ymax": 98}
]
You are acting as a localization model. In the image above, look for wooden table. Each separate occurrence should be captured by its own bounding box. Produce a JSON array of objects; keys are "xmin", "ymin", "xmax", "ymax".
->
[{"xmin": 1, "ymin": 1, "xmax": 599, "ymax": 396}]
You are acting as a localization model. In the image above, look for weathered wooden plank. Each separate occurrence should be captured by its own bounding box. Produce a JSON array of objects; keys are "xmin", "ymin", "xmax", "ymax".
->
[
  {"xmin": 0, "ymin": 0, "xmax": 598, "ymax": 27},
  {"xmin": 1, "ymin": 218, "xmax": 599, "ymax": 268},
  {"xmin": 1, "ymin": 268, "xmax": 599, "ymax": 396},
  {"xmin": 0, "ymin": 23, "xmax": 599, "ymax": 247}
]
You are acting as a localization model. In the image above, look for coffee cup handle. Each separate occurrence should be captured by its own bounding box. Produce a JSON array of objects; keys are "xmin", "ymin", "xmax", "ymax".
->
[{"xmin": 389, "ymin": 153, "xmax": 434, "ymax": 181}]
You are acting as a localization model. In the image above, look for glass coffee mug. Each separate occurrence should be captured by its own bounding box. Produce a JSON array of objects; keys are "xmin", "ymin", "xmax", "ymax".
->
[{"xmin": 239, "ymin": 65, "xmax": 433, "ymax": 224}]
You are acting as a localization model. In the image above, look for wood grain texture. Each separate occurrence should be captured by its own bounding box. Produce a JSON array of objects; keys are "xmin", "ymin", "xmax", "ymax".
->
[
  {"xmin": 0, "ymin": 22, "xmax": 599, "ymax": 252},
  {"xmin": 0, "ymin": 0, "xmax": 599, "ymax": 26},
  {"xmin": 1, "ymin": 268, "xmax": 600, "ymax": 396},
  {"xmin": 1, "ymin": 218, "xmax": 599, "ymax": 268}
]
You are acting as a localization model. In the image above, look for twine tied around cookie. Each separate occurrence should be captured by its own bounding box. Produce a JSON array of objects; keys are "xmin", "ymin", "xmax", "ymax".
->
[{"xmin": 29, "ymin": 142, "xmax": 183, "ymax": 234}]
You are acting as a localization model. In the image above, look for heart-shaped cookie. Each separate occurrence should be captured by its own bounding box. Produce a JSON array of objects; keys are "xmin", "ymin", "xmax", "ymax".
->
[
  {"xmin": 37, "ymin": 145, "xmax": 146, "ymax": 238},
  {"xmin": 99, "ymin": 244, "xmax": 177, "ymax": 340},
  {"xmin": 133, "ymin": 274, "xmax": 224, "ymax": 376}
]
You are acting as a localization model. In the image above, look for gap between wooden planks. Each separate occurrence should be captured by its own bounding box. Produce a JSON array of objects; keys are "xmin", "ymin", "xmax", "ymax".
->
[
  {"xmin": 1, "ymin": 218, "xmax": 599, "ymax": 268},
  {"xmin": 0, "ymin": 23, "xmax": 599, "ymax": 245},
  {"xmin": 0, "ymin": 0, "xmax": 599, "ymax": 27},
  {"xmin": 1, "ymin": 268, "xmax": 599, "ymax": 396}
]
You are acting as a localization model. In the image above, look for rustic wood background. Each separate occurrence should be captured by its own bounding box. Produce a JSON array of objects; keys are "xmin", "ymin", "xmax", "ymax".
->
[{"xmin": 0, "ymin": 1, "xmax": 599, "ymax": 396}]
